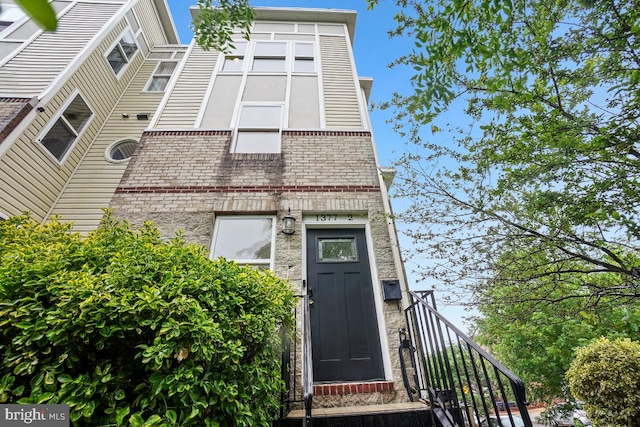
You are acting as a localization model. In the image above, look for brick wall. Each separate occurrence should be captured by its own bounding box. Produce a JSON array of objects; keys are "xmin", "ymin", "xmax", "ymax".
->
[
  {"xmin": 0, "ymin": 97, "xmax": 34, "ymax": 145},
  {"xmin": 110, "ymin": 129, "xmax": 410, "ymax": 406}
]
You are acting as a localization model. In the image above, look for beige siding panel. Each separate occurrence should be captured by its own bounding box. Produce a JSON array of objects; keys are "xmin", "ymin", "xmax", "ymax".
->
[
  {"xmin": 52, "ymin": 60, "xmax": 165, "ymax": 233},
  {"xmin": 0, "ymin": 21, "xmax": 147, "ymax": 222},
  {"xmin": 201, "ymin": 75, "xmax": 241, "ymax": 128},
  {"xmin": 156, "ymin": 47, "xmax": 219, "ymax": 129},
  {"xmin": 0, "ymin": 3, "xmax": 122, "ymax": 95},
  {"xmin": 289, "ymin": 75, "xmax": 320, "ymax": 128},
  {"xmin": 134, "ymin": 0, "xmax": 168, "ymax": 49},
  {"xmin": 319, "ymin": 35, "xmax": 363, "ymax": 129}
]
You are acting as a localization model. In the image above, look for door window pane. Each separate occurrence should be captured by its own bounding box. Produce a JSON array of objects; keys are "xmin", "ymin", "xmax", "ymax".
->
[
  {"xmin": 211, "ymin": 217, "xmax": 274, "ymax": 267},
  {"xmin": 318, "ymin": 238, "xmax": 358, "ymax": 262}
]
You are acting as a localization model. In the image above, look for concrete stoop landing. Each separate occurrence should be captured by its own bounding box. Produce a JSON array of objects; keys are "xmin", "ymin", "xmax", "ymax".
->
[{"xmin": 275, "ymin": 402, "xmax": 434, "ymax": 427}]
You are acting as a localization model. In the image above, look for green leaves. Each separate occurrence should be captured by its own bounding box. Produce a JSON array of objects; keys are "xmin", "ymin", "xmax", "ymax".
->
[
  {"xmin": 14, "ymin": 0, "xmax": 57, "ymax": 31},
  {"xmin": 378, "ymin": 0, "xmax": 640, "ymax": 312},
  {"xmin": 192, "ymin": 0, "xmax": 255, "ymax": 53},
  {"xmin": 567, "ymin": 337, "xmax": 640, "ymax": 426},
  {"xmin": 0, "ymin": 214, "xmax": 295, "ymax": 425}
]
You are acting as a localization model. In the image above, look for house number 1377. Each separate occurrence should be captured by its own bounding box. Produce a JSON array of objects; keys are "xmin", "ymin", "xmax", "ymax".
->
[{"xmin": 315, "ymin": 214, "xmax": 354, "ymax": 221}]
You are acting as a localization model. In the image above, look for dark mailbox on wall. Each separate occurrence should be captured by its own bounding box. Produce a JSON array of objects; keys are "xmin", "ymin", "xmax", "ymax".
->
[{"xmin": 382, "ymin": 279, "xmax": 401, "ymax": 301}]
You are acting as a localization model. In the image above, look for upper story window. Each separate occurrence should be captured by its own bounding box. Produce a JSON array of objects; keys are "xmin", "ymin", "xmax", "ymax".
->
[
  {"xmin": 210, "ymin": 216, "xmax": 275, "ymax": 270},
  {"xmin": 221, "ymin": 41, "xmax": 246, "ymax": 72},
  {"xmin": 234, "ymin": 104, "xmax": 282, "ymax": 153},
  {"xmin": 106, "ymin": 29, "xmax": 138, "ymax": 76},
  {"xmin": 37, "ymin": 93, "xmax": 93, "ymax": 163},
  {"xmin": 145, "ymin": 61, "xmax": 177, "ymax": 92},
  {"xmin": 219, "ymin": 40, "xmax": 315, "ymax": 74},
  {"xmin": 0, "ymin": 4, "xmax": 24, "ymax": 34},
  {"xmin": 252, "ymin": 42, "xmax": 286, "ymax": 72},
  {"xmin": 294, "ymin": 42, "xmax": 315, "ymax": 72}
]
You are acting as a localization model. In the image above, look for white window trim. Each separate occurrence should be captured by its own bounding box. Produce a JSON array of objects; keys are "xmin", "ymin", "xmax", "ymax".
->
[
  {"xmin": 104, "ymin": 28, "xmax": 138, "ymax": 78},
  {"xmin": 231, "ymin": 103, "xmax": 284, "ymax": 153},
  {"xmin": 104, "ymin": 138, "xmax": 139, "ymax": 163},
  {"xmin": 143, "ymin": 60, "xmax": 178, "ymax": 92},
  {"xmin": 35, "ymin": 90, "xmax": 94, "ymax": 165},
  {"xmin": 209, "ymin": 215, "xmax": 276, "ymax": 270}
]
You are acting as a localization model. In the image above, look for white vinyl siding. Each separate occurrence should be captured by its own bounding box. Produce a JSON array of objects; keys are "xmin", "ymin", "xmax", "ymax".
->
[
  {"xmin": 156, "ymin": 46, "xmax": 219, "ymax": 128},
  {"xmin": 133, "ymin": 0, "xmax": 169, "ymax": 48},
  {"xmin": 319, "ymin": 35, "xmax": 363, "ymax": 129},
  {"xmin": 0, "ymin": 20, "xmax": 146, "ymax": 221},
  {"xmin": 51, "ymin": 59, "xmax": 166, "ymax": 233},
  {"xmin": 0, "ymin": 2, "xmax": 121, "ymax": 94}
]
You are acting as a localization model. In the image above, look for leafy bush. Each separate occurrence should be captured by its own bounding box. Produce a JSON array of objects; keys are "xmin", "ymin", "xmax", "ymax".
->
[
  {"xmin": 0, "ymin": 214, "xmax": 296, "ymax": 426},
  {"xmin": 566, "ymin": 337, "xmax": 640, "ymax": 427}
]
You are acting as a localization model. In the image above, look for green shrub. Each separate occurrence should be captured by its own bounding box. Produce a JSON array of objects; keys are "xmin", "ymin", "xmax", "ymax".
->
[
  {"xmin": 566, "ymin": 337, "xmax": 640, "ymax": 427},
  {"xmin": 0, "ymin": 213, "xmax": 296, "ymax": 426}
]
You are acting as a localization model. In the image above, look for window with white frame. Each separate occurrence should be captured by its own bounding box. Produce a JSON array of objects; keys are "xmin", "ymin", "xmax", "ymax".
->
[
  {"xmin": 221, "ymin": 41, "xmax": 247, "ymax": 72},
  {"xmin": 38, "ymin": 93, "xmax": 93, "ymax": 162},
  {"xmin": 234, "ymin": 104, "xmax": 282, "ymax": 153},
  {"xmin": 106, "ymin": 29, "xmax": 138, "ymax": 75},
  {"xmin": 251, "ymin": 41, "xmax": 286, "ymax": 72},
  {"xmin": 210, "ymin": 216, "xmax": 275, "ymax": 269},
  {"xmin": 0, "ymin": 4, "xmax": 24, "ymax": 34},
  {"xmin": 294, "ymin": 42, "xmax": 315, "ymax": 72},
  {"xmin": 145, "ymin": 61, "xmax": 177, "ymax": 92}
]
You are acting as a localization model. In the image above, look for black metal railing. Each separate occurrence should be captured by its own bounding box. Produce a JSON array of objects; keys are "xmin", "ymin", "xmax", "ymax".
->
[
  {"xmin": 301, "ymin": 282, "xmax": 313, "ymax": 427},
  {"xmin": 403, "ymin": 290, "xmax": 533, "ymax": 427},
  {"xmin": 279, "ymin": 282, "xmax": 313, "ymax": 426}
]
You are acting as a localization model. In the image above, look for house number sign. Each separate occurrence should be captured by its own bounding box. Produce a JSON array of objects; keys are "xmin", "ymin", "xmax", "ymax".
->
[{"xmin": 314, "ymin": 214, "xmax": 356, "ymax": 222}]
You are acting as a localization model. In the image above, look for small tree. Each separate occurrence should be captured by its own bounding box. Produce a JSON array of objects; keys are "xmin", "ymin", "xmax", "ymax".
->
[
  {"xmin": 566, "ymin": 337, "xmax": 640, "ymax": 427},
  {"xmin": 0, "ymin": 213, "xmax": 295, "ymax": 426}
]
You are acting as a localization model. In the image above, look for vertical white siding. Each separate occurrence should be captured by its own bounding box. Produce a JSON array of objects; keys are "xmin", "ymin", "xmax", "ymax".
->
[
  {"xmin": 319, "ymin": 35, "xmax": 363, "ymax": 129},
  {"xmin": 156, "ymin": 46, "xmax": 219, "ymax": 128}
]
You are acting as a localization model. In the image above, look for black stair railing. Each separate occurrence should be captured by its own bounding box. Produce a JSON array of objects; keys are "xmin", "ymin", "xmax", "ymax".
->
[
  {"xmin": 403, "ymin": 290, "xmax": 533, "ymax": 427},
  {"xmin": 279, "ymin": 282, "xmax": 313, "ymax": 426},
  {"xmin": 301, "ymin": 281, "xmax": 313, "ymax": 427}
]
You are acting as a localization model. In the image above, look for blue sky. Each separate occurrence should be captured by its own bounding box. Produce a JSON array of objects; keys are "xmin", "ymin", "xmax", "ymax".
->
[{"xmin": 164, "ymin": 0, "xmax": 475, "ymax": 331}]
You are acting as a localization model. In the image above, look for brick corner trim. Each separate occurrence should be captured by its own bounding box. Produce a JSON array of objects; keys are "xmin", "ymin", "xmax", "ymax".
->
[{"xmin": 313, "ymin": 381, "xmax": 394, "ymax": 396}]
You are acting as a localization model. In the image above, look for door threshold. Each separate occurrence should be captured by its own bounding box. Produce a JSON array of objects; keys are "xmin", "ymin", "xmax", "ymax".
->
[{"xmin": 314, "ymin": 380, "xmax": 394, "ymax": 396}]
